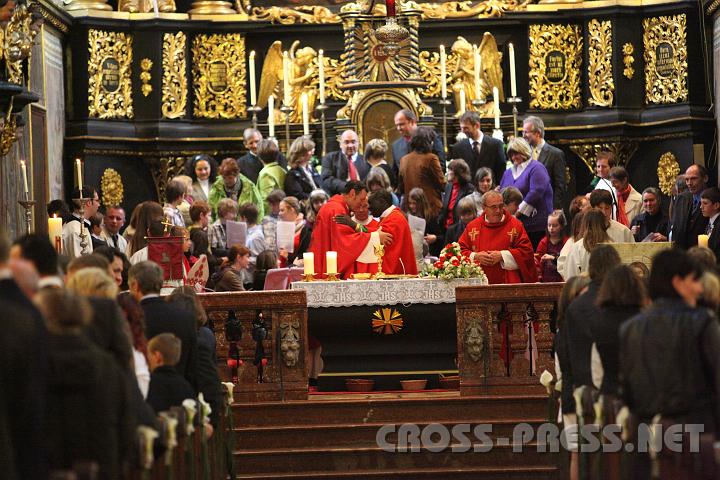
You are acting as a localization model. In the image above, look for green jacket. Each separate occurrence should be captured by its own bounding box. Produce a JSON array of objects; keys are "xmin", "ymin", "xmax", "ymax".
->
[
  {"xmin": 208, "ymin": 174, "xmax": 264, "ymax": 221},
  {"xmin": 257, "ymin": 162, "xmax": 287, "ymax": 213}
]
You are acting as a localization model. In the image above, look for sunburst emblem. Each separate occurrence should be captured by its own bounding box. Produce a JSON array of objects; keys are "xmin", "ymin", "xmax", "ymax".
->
[{"xmin": 372, "ymin": 308, "xmax": 403, "ymax": 335}]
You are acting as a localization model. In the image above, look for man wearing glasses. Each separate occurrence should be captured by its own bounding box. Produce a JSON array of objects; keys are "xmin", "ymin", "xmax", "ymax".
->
[{"xmin": 62, "ymin": 186, "xmax": 100, "ymax": 258}]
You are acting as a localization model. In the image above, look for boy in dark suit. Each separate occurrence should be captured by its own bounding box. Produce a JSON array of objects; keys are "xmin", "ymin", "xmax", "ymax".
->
[
  {"xmin": 700, "ymin": 187, "xmax": 720, "ymax": 261},
  {"xmin": 146, "ymin": 333, "xmax": 195, "ymax": 413}
]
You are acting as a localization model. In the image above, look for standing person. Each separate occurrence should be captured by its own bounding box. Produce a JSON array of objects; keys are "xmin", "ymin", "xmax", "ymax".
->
[
  {"xmin": 671, "ymin": 164, "xmax": 710, "ymax": 249},
  {"xmin": 444, "ymin": 196, "xmax": 477, "ymax": 246},
  {"xmin": 403, "ymin": 187, "xmax": 443, "ymax": 256},
  {"xmin": 364, "ymin": 138, "xmax": 396, "ymax": 188},
  {"xmin": 522, "ymin": 116, "xmax": 567, "ymax": 210},
  {"xmin": 261, "ymin": 189, "xmax": 286, "ymax": 252},
  {"xmin": 145, "ymin": 333, "xmax": 196, "ymax": 413},
  {"xmin": 163, "ymin": 179, "xmax": 186, "ymax": 227},
  {"xmin": 470, "ymin": 167, "xmax": 494, "ymax": 215},
  {"xmin": 238, "ymin": 203, "xmax": 266, "ymax": 267},
  {"xmin": 397, "ymin": 126, "xmax": 446, "ymax": 218},
  {"xmin": 186, "ymin": 154, "xmax": 218, "ymax": 203},
  {"xmin": 208, "ymin": 157, "xmax": 264, "ymax": 220},
  {"xmin": 63, "ymin": 186, "xmax": 100, "ymax": 258},
  {"xmin": 609, "ymin": 166, "xmax": 642, "ymax": 225},
  {"xmin": 499, "ymin": 137, "xmax": 554, "ymax": 248},
  {"xmin": 365, "ymin": 167, "xmax": 399, "ymax": 206},
  {"xmin": 391, "ymin": 109, "xmax": 446, "ymax": 175},
  {"xmin": 305, "ymin": 189, "xmax": 329, "ymax": 228},
  {"xmin": 700, "ymin": 187, "xmax": 720, "ymax": 260},
  {"xmin": 256, "ymin": 139, "xmax": 287, "ymax": 215},
  {"xmin": 277, "ymin": 196, "xmax": 312, "ymax": 268},
  {"xmin": 116, "ymin": 292, "xmax": 150, "ymax": 399},
  {"xmin": 450, "ymin": 111, "xmax": 506, "ymax": 184},
  {"xmin": 284, "ymin": 136, "xmax": 320, "ymax": 201},
  {"xmin": 102, "ymin": 205, "xmax": 127, "ymax": 253},
  {"xmin": 237, "ymin": 128, "xmax": 264, "ymax": 183},
  {"xmin": 561, "ymin": 209, "xmax": 612, "ymax": 280},
  {"xmin": 630, "ymin": 187, "xmax": 669, "ymax": 242},
  {"xmin": 535, "ymin": 210, "xmax": 568, "ymax": 282},
  {"xmin": 590, "ymin": 151, "xmax": 620, "ymax": 218},
  {"xmin": 208, "ymin": 197, "xmax": 237, "ymax": 260},
  {"xmin": 589, "ymin": 189, "xmax": 635, "ymax": 243},
  {"xmin": 321, "ymin": 129, "xmax": 368, "ymax": 195},
  {"xmin": 438, "ymin": 158, "xmax": 475, "ymax": 231}
]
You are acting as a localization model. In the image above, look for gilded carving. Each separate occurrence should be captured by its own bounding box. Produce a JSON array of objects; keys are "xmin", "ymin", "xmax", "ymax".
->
[
  {"xmin": 643, "ymin": 14, "xmax": 688, "ymax": 104},
  {"xmin": 250, "ymin": 5, "xmax": 340, "ymax": 24},
  {"xmin": 149, "ymin": 157, "xmax": 187, "ymax": 201},
  {"xmin": 140, "ymin": 58, "xmax": 152, "ymax": 97},
  {"xmin": 449, "ymin": 34, "xmax": 504, "ymax": 115},
  {"xmin": 119, "ymin": 0, "xmax": 175, "ymax": 12},
  {"xmin": 162, "ymin": 32, "xmax": 187, "ymax": 119},
  {"xmin": 657, "ymin": 152, "xmax": 681, "ymax": 196},
  {"xmin": 88, "ymin": 29, "xmax": 134, "ymax": 119},
  {"xmin": 279, "ymin": 320, "xmax": 300, "ymax": 367},
  {"xmin": 0, "ymin": 113, "xmax": 17, "ymax": 156},
  {"xmin": 569, "ymin": 142, "xmax": 639, "ymax": 173},
  {"xmin": 464, "ymin": 317, "xmax": 485, "ymax": 363},
  {"xmin": 192, "ymin": 33, "xmax": 246, "ymax": 119},
  {"xmin": 529, "ymin": 24, "xmax": 582, "ymax": 110},
  {"xmin": 2, "ymin": 3, "xmax": 39, "ymax": 85},
  {"xmin": 587, "ymin": 19, "xmax": 613, "ymax": 108},
  {"xmin": 100, "ymin": 168, "xmax": 124, "ymax": 207},
  {"xmin": 623, "ymin": 43, "xmax": 635, "ymax": 80}
]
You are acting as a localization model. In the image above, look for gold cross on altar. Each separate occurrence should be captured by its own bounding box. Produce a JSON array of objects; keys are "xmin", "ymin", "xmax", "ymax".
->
[
  {"xmin": 507, "ymin": 227, "xmax": 518, "ymax": 242},
  {"xmin": 468, "ymin": 228, "xmax": 480, "ymax": 242}
]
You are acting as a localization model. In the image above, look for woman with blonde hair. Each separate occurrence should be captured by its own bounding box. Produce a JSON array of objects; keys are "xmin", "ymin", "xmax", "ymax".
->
[
  {"xmin": 66, "ymin": 267, "xmax": 119, "ymax": 299},
  {"xmin": 305, "ymin": 189, "xmax": 329, "ymax": 228},
  {"xmin": 284, "ymin": 136, "xmax": 320, "ymax": 200},
  {"xmin": 126, "ymin": 201, "xmax": 164, "ymax": 257},
  {"xmin": 364, "ymin": 138, "xmax": 395, "ymax": 187},
  {"xmin": 561, "ymin": 209, "xmax": 611, "ymax": 279}
]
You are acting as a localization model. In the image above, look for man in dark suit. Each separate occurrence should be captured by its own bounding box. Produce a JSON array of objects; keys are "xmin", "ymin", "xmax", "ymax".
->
[
  {"xmin": 321, "ymin": 129, "xmax": 369, "ymax": 195},
  {"xmin": 237, "ymin": 128, "xmax": 287, "ymax": 183},
  {"xmin": 129, "ymin": 261, "xmax": 198, "ymax": 389},
  {"xmin": 450, "ymin": 111, "xmax": 506, "ymax": 186},
  {"xmin": 391, "ymin": 109, "xmax": 446, "ymax": 176},
  {"xmin": 523, "ymin": 115, "xmax": 567, "ymax": 210},
  {"xmin": 700, "ymin": 187, "xmax": 720, "ymax": 260},
  {"xmin": 671, "ymin": 164, "xmax": 709, "ymax": 249}
]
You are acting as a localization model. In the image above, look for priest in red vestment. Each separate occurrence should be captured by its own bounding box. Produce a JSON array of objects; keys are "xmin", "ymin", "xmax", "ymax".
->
[
  {"xmin": 309, "ymin": 181, "xmax": 392, "ymax": 278},
  {"xmin": 351, "ymin": 202, "xmax": 381, "ymax": 274},
  {"xmin": 459, "ymin": 190, "xmax": 537, "ymax": 284}
]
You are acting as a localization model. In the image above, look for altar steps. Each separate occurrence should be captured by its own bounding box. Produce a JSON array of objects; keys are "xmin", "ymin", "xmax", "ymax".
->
[{"xmin": 233, "ymin": 393, "xmax": 558, "ymax": 479}]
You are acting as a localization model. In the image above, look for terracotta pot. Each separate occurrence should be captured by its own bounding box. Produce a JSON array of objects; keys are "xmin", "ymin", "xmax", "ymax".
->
[
  {"xmin": 400, "ymin": 379, "xmax": 427, "ymax": 391},
  {"xmin": 345, "ymin": 379, "xmax": 374, "ymax": 392}
]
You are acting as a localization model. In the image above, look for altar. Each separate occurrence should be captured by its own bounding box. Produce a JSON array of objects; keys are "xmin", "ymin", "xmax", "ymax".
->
[{"xmin": 291, "ymin": 277, "xmax": 487, "ymax": 391}]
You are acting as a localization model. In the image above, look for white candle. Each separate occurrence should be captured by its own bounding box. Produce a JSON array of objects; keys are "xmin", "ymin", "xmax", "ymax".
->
[
  {"xmin": 282, "ymin": 51, "xmax": 291, "ymax": 107},
  {"xmin": 473, "ymin": 45, "xmax": 482, "ymax": 102},
  {"xmin": 440, "ymin": 45, "xmax": 447, "ymax": 100},
  {"xmin": 318, "ymin": 50, "xmax": 325, "ymax": 104},
  {"xmin": 508, "ymin": 42, "xmax": 517, "ymax": 98},
  {"xmin": 75, "ymin": 158, "xmax": 83, "ymax": 188},
  {"xmin": 268, "ymin": 95, "xmax": 275, "ymax": 137},
  {"xmin": 493, "ymin": 86, "xmax": 500, "ymax": 129},
  {"xmin": 699, "ymin": 234, "xmax": 709, "ymax": 248},
  {"xmin": 303, "ymin": 252, "xmax": 315, "ymax": 275},
  {"xmin": 48, "ymin": 215, "xmax": 62, "ymax": 250},
  {"xmin": 249, "ymin": 50, "xmax": 257, "ymax": 106},
  {"xmin": 301, "ymin": 92, "xmax": 309, "ymax": 135},
  {"xmin": 152, "ymin": 0, "xmax": 159, "ymax": 16},
  {"xmin": 326, "ymin": 251, "xmax": 337, "ymax": 275},
  {"xmin": 459, "ymin": 86, "xmax": 466, "ymax": 115},
  {"xmin": 20, "ymin": 160, "xmax": 28, "ymax": 196}
]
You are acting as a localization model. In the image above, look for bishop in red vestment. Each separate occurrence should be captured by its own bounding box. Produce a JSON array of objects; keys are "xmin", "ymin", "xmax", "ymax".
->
[
  {"xmin": 458, "ymin": 191, "xmax": 537, "ymax": 284},
  {"xmin": 368, "ymin": 190, "xmax": 418, "ymax": 275},
  {"xmin": 352, "ymin": 202, "xmax": 381, "ymax": 274}
]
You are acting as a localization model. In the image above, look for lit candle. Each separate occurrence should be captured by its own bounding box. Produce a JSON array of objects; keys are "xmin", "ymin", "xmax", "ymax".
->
[
  {"xmin": 458, "ymin": 86, "xmax": 466, "ymax": 115},
  {"xmin": 20, "ymin": 160, "xmax": 28, "ymax": 196},
  {"xmin": 473, "ymin": 45, "xmax": 482, "ymax": 102},
  {"xmin": 493, "ymin": 86, "xmax": 500, "ymax": 129},
  {"xmin": 303, "ymin": 252, "xmax": 314, "ymax": 275},
  {"xmin": 301, "ymin": 92, "xmax": 309, "ymax": 135},
  {"xmin": 48, "ymin": 215, "xmax": 63, "ymax": 252},
  {"xmin": 698, "ymin": 234, "xmax": 709, "ymax": 248},
  {"xmin": 268, "ymin": 95, "xmax": 275, "ymax": 137},
  {"xmin": 249, "ymin": 50, "xmax": 257, "ymax": 106},
  {"xmin": 282, "ymin": 51, "xmax": 291, "ymax": 107},
  {"xmin": 326, "ymin": 251, "xmax": 337, "ymax": 275},
  {"xmin": 75, "ymin": 158, "xmax": 83, "ymax": 188},
  {"xmin": 440, "ymin": 45, "xmax": 447, "ymax": 100},
  {"xmin": 318, "ymin": 50, "xmax": 325, "ymax": 105},
  {"xmin": 508, "ymin": 42, "xmax": 517, "ymax": 98},
  {"xmin": 386, "ymin": 0, "xmax": 396, "ymax": 17}
]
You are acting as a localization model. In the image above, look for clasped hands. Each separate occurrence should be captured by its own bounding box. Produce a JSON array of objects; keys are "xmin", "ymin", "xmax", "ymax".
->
[
  {"xmin": 472, "ymin": 250, "xmax": 503, "ymax": 266},
  {"xmin": 334, "ymin": 214, "xmax": 394, "ymax": 245}
]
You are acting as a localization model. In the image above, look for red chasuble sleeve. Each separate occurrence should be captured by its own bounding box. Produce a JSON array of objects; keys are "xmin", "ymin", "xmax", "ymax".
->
[
  {"xmin": 506, "ymin": 217, "xmax": 538, "ymax": 283},
  {"xmin": 378, "ymin": 208, "xmax": 418, "ymax": 275}
]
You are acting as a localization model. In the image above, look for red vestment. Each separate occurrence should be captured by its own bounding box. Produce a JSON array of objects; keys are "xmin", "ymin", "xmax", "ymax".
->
[
  {"xmin": 378, "ymin": 208, "xmax": 418, "ymax": 275},
  {"xmin": 458, "ymin": 211, "xmax": 538, "ymax": 284},
  {"xmin": 309, "ymin": 195, "xmax": 371, "ymax": 278},
  {"xmin": 354, "ymin": 219, "xmax": 381, "ymax": 274}
]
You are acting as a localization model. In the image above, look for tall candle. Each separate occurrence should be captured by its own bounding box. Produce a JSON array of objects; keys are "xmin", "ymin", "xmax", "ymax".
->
[
  {"xmin": 699, "ymin": 234, "xmax": 709, "ymax": 248},
  {"xmin": 249, "ymin": 50, "xmax": 257, "ymax": 106},
  {"xmin": 20, "ymin": 160, "xmax": 28, "ymax": 196},
  {"xmin": 301, "ymin": 92, "xmax": 309, "ymax": 135},
  {"xmin": 75, "ymin": 158, "xmax": 83, "ymax": 188},
  {"xmin": 318, "ymin": 50, "xmax": 325, "ymax": 104},
  {"xmin": 48, "ymin": 215, "xmax": 62, "ymax": 252},
  {"xmin": 493, "ymin": 87, "xmax": 500, "ymax": 129},
  {"xmin": 282, "ymin": 51, "xmax": 291, "ymax": 107},
  {"xmin": 473, "ymin": 45, "xmax": 482, "ymax": 102},
  {"xmin": 508, "ymin": 42, "xmax": 517, "ymax": 98},
  {"xmin": 386, "ymin": 0, "xmax": 396, "ymax": 17},
  {"xmin": 458, "ymin": 86, "xmax": 466, "ymax": 115},
  {"xmin": 326, "ymin": 251, "xmax": 337, "ymax": 275},
  {"xmin": 439, "ymin": 45, "xmax": 447, "ymax": 100},
  {"xmin": 303, "ymin": 252, "xmax": 314, "ymax": 275},
  {"xmin": 152, "ymin": 0, "xmax": 159, "ymax": 16},
  {"xmin": 268, "ymin": 95, "xmax": 275, "ymax": 137}
]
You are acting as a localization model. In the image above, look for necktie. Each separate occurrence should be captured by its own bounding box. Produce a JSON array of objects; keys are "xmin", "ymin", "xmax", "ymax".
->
[
  {"xmin": 707, "ymin": 222, "xmax": 713, "ymax": 235},
  {"xmin": 532, "ymin": 146, "xmax": 540, "ymax": 160},
  {"xmin": 112, "ymin": 234, "xmax": 119, "ymax": 247},
  {"xmin": 473, "ymin": 141, "xmax": 481, "ymax": 158},
  {"xmin": 347, "ymin": 155, "xmax": 359, "ymax": 181}
]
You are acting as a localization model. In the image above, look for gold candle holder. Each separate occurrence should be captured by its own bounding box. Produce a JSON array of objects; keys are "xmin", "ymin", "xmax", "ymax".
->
[
  {"xmin": 325, "ymin": 272, "xmax": 340, "ymax": 281},
  {"xmin": 301, "ymin": 273, "xmax": 315, "ymax": 282}
]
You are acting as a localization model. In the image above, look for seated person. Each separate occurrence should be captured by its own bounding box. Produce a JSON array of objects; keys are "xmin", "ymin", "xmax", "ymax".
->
[
  {"xmin": 146, "ymin": 333, "xmax": 196, "ymax": 413},
  {"xmin": 502, "ymin": 186, "xmax": 523, "ymax": 216},
  {"xmin": 253, "ymin": 250, "xmax": 279, "ymax": 290},
  {"xmin": 445, "ymin": 196, "xmax": 477, "ymax": 245},
  {"xmin": 212, "ymin": 245, "xmax": 251, "ymax": 292}
]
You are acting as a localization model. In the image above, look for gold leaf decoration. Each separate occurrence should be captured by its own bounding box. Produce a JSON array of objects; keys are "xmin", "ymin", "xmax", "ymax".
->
[
  {"xmin": 528, "ymin": 24, "xmax": 582, "ymax": 110},
  {"xmin": 657, "ymin": 152, "xmax": 681, "ymax": 196},
  {"xmin": 418, "ymin": 50, "xmax": 458, "ymax": 99},
  {"xmin": 322, "ymin": 54, "xmax": 349, "ymax": 101},
  {"xmin": 162, "ymin": 32, "xmax": 187, "ymax": 119},
  {"xmin": 101, "ymin": 168, "xmax": 124, "ymax": 207},
  {"xmin": 623, "ymin": 43, "xmax": 635, "ymax": 80},
  {"xmin": 643, "ymin": 14, "xmax": 688, "ymax": 104},
  {"xmin": 587, "ymin": 19, "xmax": 613, "ymax": 107},
  {"xmin": 569, "ymin": 142, "xmax": 639, "ymax": 173},
  {"xmin": 3, "ymin": 4, "xmax": 38, "ymax": 85},
  {"xmin": 250, "ymin": 5, "xmax": 339, "ymax": 24},
  {"xmin": 88, "ymin": 29, "xmax": 134, "ymax": 119},
  {"xmin": 192, "ymin": 33, "xmax": 247, "ymax": 119},
  {"xmin": 140, "ymin": 58, "xmax": 152, "ymax": 97},
  {"xmin": 372, "ymin": 308, "xmax": 404, "ymax": 335}
]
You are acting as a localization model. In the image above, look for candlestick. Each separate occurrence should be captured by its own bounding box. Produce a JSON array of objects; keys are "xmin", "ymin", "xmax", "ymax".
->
[
  {"xmin": 438, "ymin": 98, "xmax": 451, "ymax": 155},
  {"xmin": 316, "ymin": 103, "xmax": 328, "ymax": 157},
  {"xmin": 282, "ymin": 51, "xmax": 291, "ymax": 107},
  {"xmin": 507, "ymin": 96, "xmax": 522, "ymax": 140},
  {"xmin": 17, "ymin": 200, "xmax": 35, "ymax": 235},
  {"xmin": 473, "ymin": 45, "xmax": 482, "ymax": 102},
  {"xmin": 458, "ymin": 86, "xmax": 466, "ymax": 116},
  {"xmin": 699, "ymin": 234, "xmax": 709, "ymax": 248},
  {"xmin": 493, "ymin": 86, "xmax": 500, "ymax": 130},
  {"xmin": 386, "ymin": 0, "xmax": 396, "ymax": 17},
  {"xmin": 48, "ymin": 215, "xmax": 62, "ymax": 252},
  {"xmin": 326, "ymin": 251, "xmax": 337, "ymax": 275},
  {"xmin": 248, "ymin": 105, "xmax": 261, "ymax": 131},
  {"xmin": 439, "ymin": 45, "xmax": 447, "ymax": 100},
  {"xmin": 318, "ymin": 50, "xmax": 325, "ymax": 104},
  {"xmin": 267, "ymin": 95, "xmax": 275, "ymax": 138},
  {"xmin": 249, "ymin": 50, "xmax": 257, "ymax": 107},
  {"xmin": 280, "ymin": 105, "xmax": 293, "ymax": 155},
  {"xmin": 75, "ymin": 158, "xmax": 83, "ymax": 188},
  {"xmin": 508, "ymin": 42, "xmax": 517, "ymax": 98},
  {"xmin": 20, "ymin": 160, "xmax": 28, "ymax": 199},
  {"xmin": 301, "ymin": 92, "xmax": 309, "ymax": 136}
]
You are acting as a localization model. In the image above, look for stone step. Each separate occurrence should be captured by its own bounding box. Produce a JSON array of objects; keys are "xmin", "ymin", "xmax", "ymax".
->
[{"xmin": 235, "ymin": 465, "xmax": 558, "ymax": 479}]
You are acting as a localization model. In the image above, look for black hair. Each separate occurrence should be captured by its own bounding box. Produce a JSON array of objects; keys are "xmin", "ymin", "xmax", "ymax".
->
[
  {"xmin": 185, "ymin": 154, "xmax": 218, "ymax": 182},
  {"xmin": 701, "ymin": 187, "xmax": 720, "ymax": 204},
  {"xmin": 588, "ymin": 244, "xmax": 621, "ymax": 282},
  {"xmin": 648, "ymin": 249, "xmax": 703, "ymax": 300},
  {"xmin": 343, "ymin": 180, "xmax": 367, "ymax": 195},
  {"xmin": 13, "ymin": 234, "xmax": 59, "ymax": 276}
]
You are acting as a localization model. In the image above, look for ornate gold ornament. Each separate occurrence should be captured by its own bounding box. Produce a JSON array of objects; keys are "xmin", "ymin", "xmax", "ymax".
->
[
  {"xmin": 119, "ymin": 0, "xmax": 175, "ymax": 13},
  {"xmin": 569, "ymin": 142, "xmax": 639, "ymax": 173},
  {"xmin": 657, "ymin": 152, "xmax": 681, "ymax": 196},
  {"xmin": 448, "ymin": 34, "xmax": 504, "ymax": 115},
  {"xmin": 140, "ymin": 58, "xmax": 152, "ymax": 97},
  {"xmin": 2, "ymin": 3, "xmax": 39, "ymax": 85},
  {"xmin": 162, "ymin": 32, "xmax": 187, "ymax": 119},
  {"xmin": 372, "ymin": 308, "xmax": 403, "ymax": 335},
  {"xmin": 100, "ymin": 168, "xmax": 124, "ymax": 207},
  {"xmin": 587, "ymin": 19, "xmax": 613, "ymax": 108},
  {"xmin": 250, "ymin": 5, "xmax": 340, "ymax": 24},
  {"xmin": 0, "ymin": 112, "xmax": 17, "ymax": 157},
  {"xmin": 643, "ymin": 14, "xmax": 688, "ymax": 104},
  {"xmin": 622, "ymin": 43, "xmax": 635, "ymax": 80},
  {"xmin": 88, "ymin": 29, "xmax": 134, "ymax": 119},
  {"xmin": 529, "ymin": 24, "xmax": 582, "ymax": 110},
  {"xmin": 192, "ymin": 33, "xmax": 246, "ymax": 119},
  {"xmin": 149, "ymin": 157, "xmax": 187, "ymax": 201}
]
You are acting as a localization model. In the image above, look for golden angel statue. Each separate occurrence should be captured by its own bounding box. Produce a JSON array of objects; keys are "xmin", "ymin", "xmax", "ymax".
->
[
  {"xmin": 450, "ymin": 34, "xmax": 504, "ymax": 117},
  {"xmin": 258, "ymin": 40, "xmax": 319, "ymax": 124}
]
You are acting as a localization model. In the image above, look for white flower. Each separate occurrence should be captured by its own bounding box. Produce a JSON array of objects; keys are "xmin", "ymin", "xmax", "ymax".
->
[
  {"xmin": 137, "ymin": 425, "xmax": 159, "ymax": 470},
  {"xmin": 182, "ymin": 399, "xmax": 197, "ymax": 435},
  {"xmin": 222, "ymin": 382, "xmax": 235, "ymax": 405}
]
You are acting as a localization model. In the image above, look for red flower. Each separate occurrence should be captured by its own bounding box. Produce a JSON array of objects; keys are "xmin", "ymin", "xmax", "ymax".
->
[
  {"xmin": 434, "ymin": 260, "xmax": 443, "ymax": 269},
  {"xmin": 451, "ymin": 258, "xmax": 460, "ymax": 266}
]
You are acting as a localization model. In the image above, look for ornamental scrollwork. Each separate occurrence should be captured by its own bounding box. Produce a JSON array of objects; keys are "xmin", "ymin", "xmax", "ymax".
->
[
  {"xmin": 162, "ymin": 32, "xmax": 187, "ymax": 119},
  {"xmin": 569, "ymin": 142, "xmax": 639, "ymax": 173},
  {"xmin": 643, "ymin": 14, "xmax": 688, "ymax": 104},
  {"xmin": 623, "ymin": 43, "xmax": 635, "ymax": 80},
  {"xmin": 101, "ymin": 168, "xmax": 124, "ymax": 207},
  {"xmin": 2, "ymin": 3, "xmax": 39, "ymax": 85},
  {"xmin": 279, "ymin": 320, "xmax": 301, "ymax": 367},
  {"xmin": 249, "ymin": 5, "xmax": 339, "ymax": 24},
  {"xmin": 88, "ymin": 29, "xmax": 134, "ymax": 119},
  {"xmin": 140, "ymin": 58, "xmax": 152, "ymax": 97},
  {"xmin": 149, "ymin": 156, "xmax": 187, "ymax": 201},
  {"xmin": 587, "ymin": 19, "xmax": 613, "ymax": 108},
  {"xmin": 192, "ymin": 33, "xmax": 246, "ymax": 119},
  {"xmin": 657, "ymin": 152, "xmax": 681, "ymax": 196},
  {"xmin": 528, "ymin": 24, "xmax": 582, "ymax": 110}
]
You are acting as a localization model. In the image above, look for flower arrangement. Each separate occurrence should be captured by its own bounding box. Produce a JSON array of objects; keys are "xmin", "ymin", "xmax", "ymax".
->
[{"xmin": 422, "ymin": 242, "xmax": 486, "ymax": 280}]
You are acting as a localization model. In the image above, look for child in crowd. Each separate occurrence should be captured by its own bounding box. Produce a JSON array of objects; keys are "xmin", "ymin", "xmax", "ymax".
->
[
  {"xmin": 535, "ymin": 210, "xmax": 568, "ymax": 282},
  {"xmin": 501, "ymin": 186, "xmax": 523, "ymax": 216},
  {"xmin": 444, "ymin": 196, "xmax": 477, "ymax": 245},
  {"xmin": 146, "ymin": 333, "xmax": 196, "ymax": 414}
]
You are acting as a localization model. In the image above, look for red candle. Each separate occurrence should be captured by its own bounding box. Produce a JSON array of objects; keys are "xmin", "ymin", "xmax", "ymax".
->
[{"xmin": 386, "ymin": 0, "xmax": 395, "ymax": 17}]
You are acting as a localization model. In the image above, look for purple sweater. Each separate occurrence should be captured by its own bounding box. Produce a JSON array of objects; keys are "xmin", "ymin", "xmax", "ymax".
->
[{"xmin": 500, "ymin": 160, "xmax": 554, "ymax": 233}]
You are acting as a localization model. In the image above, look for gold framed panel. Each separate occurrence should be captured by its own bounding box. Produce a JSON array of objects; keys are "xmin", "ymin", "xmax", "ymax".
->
[
  {"xmin": 192, "ymin": 33, "xmax": 247, "ymax": 119},
  {"xmin": 162, "ymin": 31, "xmax": 188, "ymax": 119},
  {"xmin": 643, "ymin": 13, "xmax": 688, "ymax": 104},
  {"xmin": 587, "ymin": 19, "xmax": 614, "ymax": 107},
  {"xmin": 88, "ymin": 29, "xmax": 134, "ymax": 119},
  {"xmin": 528, "ymin": 23, "xmax": 582, "ymax": 110}
]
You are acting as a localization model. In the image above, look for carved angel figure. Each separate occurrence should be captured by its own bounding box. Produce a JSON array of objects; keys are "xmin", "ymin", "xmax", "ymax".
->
[
  {"xmin": 450, "ymin": 34, "xmax": 504, "ymax": 116},
  {"xmin": 258, "ymin": 40, "xmax": 319, "ymax": 124}
]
